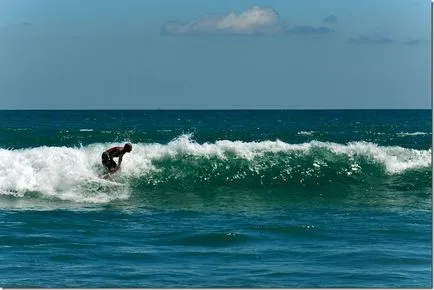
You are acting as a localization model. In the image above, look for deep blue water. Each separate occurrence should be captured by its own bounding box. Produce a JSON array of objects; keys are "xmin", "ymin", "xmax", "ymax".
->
[{"xmin": 0, "ymin": 110, "xmax": 432, "ymax": 287}]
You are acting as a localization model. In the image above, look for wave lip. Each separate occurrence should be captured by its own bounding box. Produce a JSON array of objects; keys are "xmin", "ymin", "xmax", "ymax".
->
[
  {"xmin": 123, "ymin": 135, "xmax": 430, "ymax": 191},
  {"xmin": 131, "ymin": 135, "xmax": 430, "ymax": 173},
  {"xmin": 322, "ymin": 140, "xmax": 431, "ymax": 174}
]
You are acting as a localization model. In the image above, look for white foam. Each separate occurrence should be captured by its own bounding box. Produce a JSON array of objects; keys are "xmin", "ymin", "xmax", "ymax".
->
[
  {"xmin": 297, "ymin": 131, "xmax": 316, "ymax": 136},
  {"xmin": 315, "ymin": 140, "xmax": 431, "ymax": 174},
  {"xmin": 396, "ymin": 132, "xmax": 429, "ymax": 137},
  {"xmin": 0, "ymin": 145, "xmax": 129, "ymax": 203}
]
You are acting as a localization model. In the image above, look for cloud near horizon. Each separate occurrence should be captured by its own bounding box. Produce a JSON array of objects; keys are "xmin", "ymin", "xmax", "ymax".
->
[
  {"xmin": 403, "ymin": 39, "xmax": 421, "ymax": 45},
  {"xmin": 161, "ymin": 6, "xmax": 334, "ymax": 37},
  {"xmin": 347, "ymin": 35, "xmax": 396, "ymax": 45},
  {"xmin": 347, "ymin": 35, "xmax": 422, "ymax": 46},
  {"xmin": 161, "ymin": 6, "xmax": 285, "ymax": 36},
  {"xmin": 323, "ymin": 14, "xmax": 338, "ymax": 24},
  {"xmin": 287, "ymin": 25, "xmax": 334, "ymax": 35}
]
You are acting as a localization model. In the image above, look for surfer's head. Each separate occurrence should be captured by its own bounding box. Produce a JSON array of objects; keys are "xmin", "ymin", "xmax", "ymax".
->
[{"xmin": 124, "ymin": 143, "xmax": 132, "ymax": 153}]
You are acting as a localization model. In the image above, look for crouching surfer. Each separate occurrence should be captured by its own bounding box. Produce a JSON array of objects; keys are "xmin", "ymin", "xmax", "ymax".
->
[{"xmin": 101, "ymin": 143, "xmax": 132, "ymax": 179}]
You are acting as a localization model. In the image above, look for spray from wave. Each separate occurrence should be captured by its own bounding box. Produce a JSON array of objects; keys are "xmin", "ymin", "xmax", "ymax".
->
[{"xmin": 0, "ymin": 134, "xmax": 431, "ymax": 204}]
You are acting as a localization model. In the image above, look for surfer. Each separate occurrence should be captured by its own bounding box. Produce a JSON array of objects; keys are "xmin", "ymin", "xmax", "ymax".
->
[{"xmin": 101, "ymin": 143, "xmax": 132, "ymax": 174}]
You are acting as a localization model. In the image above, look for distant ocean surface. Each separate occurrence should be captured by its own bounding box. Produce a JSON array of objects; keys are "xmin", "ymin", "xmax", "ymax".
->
[{"xmin": 0, "ymin": 110, "xmax": 431, "ymax": 288}]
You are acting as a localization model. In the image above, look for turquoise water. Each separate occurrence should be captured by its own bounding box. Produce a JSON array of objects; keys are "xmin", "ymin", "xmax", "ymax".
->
[{"xmin": 0, "ymin": 110, "xmax": 431, "ymax": 287}]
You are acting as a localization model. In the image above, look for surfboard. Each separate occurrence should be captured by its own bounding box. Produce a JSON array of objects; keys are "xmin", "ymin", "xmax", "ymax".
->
[
  {"xmin": 98, "ymin": 173, "xmax": 123, "ymax": 186},
  {"xmin": 100, "ymin": 173, "xmax": 113, "ymax": 180},
  {"xmin": 98, "ymin": 177, "xmax": 123, "ymax": 186}
]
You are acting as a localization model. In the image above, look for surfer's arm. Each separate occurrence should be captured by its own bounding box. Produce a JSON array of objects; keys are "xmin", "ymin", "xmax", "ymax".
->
[
  {"xmin": 117, "ymin": 155, "xmax": 123, "ymax": 167},
  {"xmin": 110, "ymin": 154, "xmax": 123, "ymax": 172}
]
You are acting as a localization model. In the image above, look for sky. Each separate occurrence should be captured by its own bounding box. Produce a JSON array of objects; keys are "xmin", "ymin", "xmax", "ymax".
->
[{"xmin": 0, "ymin": 0, "xmax": 431, "ymax": 109}]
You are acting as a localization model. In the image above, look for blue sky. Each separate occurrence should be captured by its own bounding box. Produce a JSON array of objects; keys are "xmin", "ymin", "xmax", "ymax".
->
[{"xmin": 0, "ymin": 0, "xmax": 431, "ymax": 109}]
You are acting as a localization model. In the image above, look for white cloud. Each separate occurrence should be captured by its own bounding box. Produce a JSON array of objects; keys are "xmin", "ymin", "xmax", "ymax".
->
[{"xmin": 161, "ymin": 6, "xmax": 284, "ymax": 36}]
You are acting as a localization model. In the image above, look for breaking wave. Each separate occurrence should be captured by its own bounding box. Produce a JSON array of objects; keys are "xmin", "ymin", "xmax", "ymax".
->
[{"xmin": 0, "ymin": 134, "xmax": 431, "ymax": 204}]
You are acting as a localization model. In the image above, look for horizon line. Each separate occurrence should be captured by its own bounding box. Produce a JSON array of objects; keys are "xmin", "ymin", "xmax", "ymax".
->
[{"xmin": 0, "ymin": 108, "xmax": 431, "ymax": 111}]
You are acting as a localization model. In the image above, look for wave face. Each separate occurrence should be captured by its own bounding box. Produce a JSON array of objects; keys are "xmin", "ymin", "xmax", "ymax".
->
[{"xmin": 0, "ymin": 135, "xmax": 431, "ymax": 204}]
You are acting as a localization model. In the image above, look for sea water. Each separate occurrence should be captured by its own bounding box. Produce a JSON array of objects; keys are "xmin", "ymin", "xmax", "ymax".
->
[{"xmin": 0, "ymin": 110, "xmax": 431, "ymax": 287}]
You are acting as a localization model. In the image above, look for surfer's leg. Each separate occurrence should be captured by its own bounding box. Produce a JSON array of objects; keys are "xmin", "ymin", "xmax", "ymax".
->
[
  {"xmin": 109, "ymin": 160, "xmax": 117, "ymax": 170},
  {"xmin": 102, "ymin": 152, "xmax": 108, "ymax": 164},
  {"xmin": 101, "ymin": 152, "xmax": 111, "ymax": 171}
]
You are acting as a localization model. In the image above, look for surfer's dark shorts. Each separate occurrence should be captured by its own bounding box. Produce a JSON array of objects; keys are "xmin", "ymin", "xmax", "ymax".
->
[{"xmin": 102, "ymin": 152, "xmax": 117, "ymax": 170}]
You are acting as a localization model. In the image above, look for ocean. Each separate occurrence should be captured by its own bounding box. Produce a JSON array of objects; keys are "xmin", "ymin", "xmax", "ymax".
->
[{"xmin": 0, "ymin": 109, "xmax": 431, "ymax": 288}]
